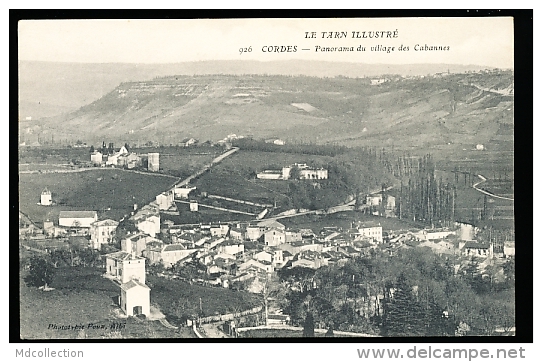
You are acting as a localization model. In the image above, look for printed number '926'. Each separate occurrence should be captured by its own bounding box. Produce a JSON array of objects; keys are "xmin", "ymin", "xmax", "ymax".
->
[{"xmin": 239, "ymin": 47, "xmax": 252, "ymax": 55}]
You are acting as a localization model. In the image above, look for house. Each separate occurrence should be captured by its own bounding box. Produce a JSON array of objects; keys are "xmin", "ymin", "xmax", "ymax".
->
[
  {"xmin": 120, "ymin": 279, "xmax": 150, "ymax": 317},
  {"xmin": 282, "ymin": 163, "xmax": 328, "ymax": 180},
  {"xmin": 189, "ymin": 200, "xmax": 199, "ymax": 212},
  {"xmin": 278, "ymin": 240, "xmax": 323, "ymax": 256},
  {"xmin": 366, "ymin": 194, "xmax": 383, "ymax": 206},
  {"xmin": 415, "ymin": 229, "xmax": 455, "ymax": 241},
  {"xmin": 503, "ymin": 241, "xmax": 515, "ymax": 258},
  {"xmin": 285, "ymin": 229, "xmax": 303, "ymax": 243},
  {"xmin": 155, "ymin": 190, "xmax": 175, "ymax": 210},
  {"xmin": 90, "ymin": 219, "xmax": 119, "ymax": 250},
  {"xmin": 229, "ymin": 226, "xmax": 245, "ymax": 241},
  {"xmin": 257, "ymin": 219, "xmax": 285, "ymax": 230},
  {"xmin": 264, "ymin": 228, "xmax": 286, "ymax": 246},
  {"xmin": 40, "ymin": 188, "xmax": 52, "ymax": 206},
  {"xmin": 174, "ymin": 185, "xmax": 196, "ymax": 199},
  {"xmin": 124, "ymin": 153, "xmax": 142, "ymax": 169},
  {"xmin": 218, "ymin": 240, "xmax": 244, "ymax": 256},
  {"xmin": 476, "ymin": 144, "xmax": 485, "ymax": 151},
  {"xmin": 292, "ymin": 250, "xmax": 328, "ymax": 269},
  {"xmin": 246, "ymin": 225, "xmax": 265, "ymax": 241},
  {"xmin": 256, "ymin": 170, "xmax": 283, "ymax": 180},
  {"xmin": 210, "ymin": 224, "xmax": 229, "ymax": 237},
  {"xmin": 146, "ymin": 243, "xmax": 200, "ymax": 268},
  {"xmin": 181, "ymin": 138, "xmax": 198, "ymax": 147},
  {"xmin": 131, "ymin": 204, "xmax": 160, "ymax": 237},
  {"xmin": 90, "ymin": 151, "xmax": 103, "ymax": 165},
  {"xmin": 254, "ymin": 250, "xmax": 273, "ymax": 264},
  {"xmin": 105, "ymin": 251, "xmax": 146, "ymax": 284},
  {"xmin": 148, "ymin": 153, "xmax": 159, "ymax": 172},
  {"xmin": 238, "ymin": 259, "xmax": 274, "ymax": 274},
  {"xmin": 121, "ymin": 232, "xmax": 160, "ymax": 257},
  {"xmin": 353, "ymin": 221, "xmax": 383, "ymax": 243},
  {"xmin": 59, "ymin": 211, "xmax": 98, "ymax": 228},
  {"xmin": 106, "ymin": 146, "xmax": 129, "ymax": 166},
  {"xmin": 457, "ymin": 222, "xmax": 476, "ymax": 241},
  {"xmin": 462, "ymin": 241, "xmax": 492, "ymax": 257}
]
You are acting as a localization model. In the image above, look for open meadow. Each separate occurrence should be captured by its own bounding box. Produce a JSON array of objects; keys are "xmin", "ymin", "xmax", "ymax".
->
[
  {"xmin": 19, "ymin": 169, "xmax": 176, "ymax": 226},
  {"xmin": 19, "ymin": 264, "xmax": 195, "ymax": 339},
  {"xmin": 146, "ymin": 274, "xmax": 262, "ymax": 325}
]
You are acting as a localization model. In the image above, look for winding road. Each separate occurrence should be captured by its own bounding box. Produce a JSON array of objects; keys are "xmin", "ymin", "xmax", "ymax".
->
[{"xmin": 472, "ymin": 174, "xmax": 514, "ymax": 201}]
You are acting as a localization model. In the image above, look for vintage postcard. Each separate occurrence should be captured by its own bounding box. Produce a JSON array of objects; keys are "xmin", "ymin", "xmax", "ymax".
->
[{"xmin": 17, "ymin": 16, "xmax": 516, "ymax": 343}]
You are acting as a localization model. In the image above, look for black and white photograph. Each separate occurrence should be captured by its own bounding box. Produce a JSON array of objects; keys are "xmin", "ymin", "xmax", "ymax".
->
[{"xmin": 15, "ymin": 14, "xmax": 525, "ymax": 349}]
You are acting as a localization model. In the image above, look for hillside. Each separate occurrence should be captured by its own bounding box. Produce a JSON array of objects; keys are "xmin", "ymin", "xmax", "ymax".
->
[
  {"xmin": 18, "ymin": 60, "xmax": 488, "ymax": 120},
  {"xmin": 19, "ymin": 70, "xmax": 513, "ymax": 153}
]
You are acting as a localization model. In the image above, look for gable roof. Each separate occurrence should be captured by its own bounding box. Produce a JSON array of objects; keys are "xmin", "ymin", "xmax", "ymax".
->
[
  {"xmin": 463, "ymin": 241, "xmax": 490, "ymax": 249},
  {"xmin": 92, "ymin": 219, "xmax": 119, "ymax": 227},
  {"xmin": 59, "ymin": 211, "xmax": 97, "ymax": 219},
  {"xmin": 257, "ymin": 219, "xmax": 285, "ymax": 229},
  {"xmin": 106, "ymin": 251, "xmax": 145, "ymax": 261},
  {"xmin": 120, "ymin": 279, "xmax": 150, "ymax": 291}
]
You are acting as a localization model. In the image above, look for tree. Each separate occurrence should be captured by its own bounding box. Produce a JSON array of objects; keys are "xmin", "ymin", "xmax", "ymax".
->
[
  {"xmin": 25, "ymin": 256, "xmax": 55, "ymax": 288},
  {"xmin": 382, "ymin": 273, "xmax": 426, "ymax": 336},
  {"xmin": 303, "ymin": 311, "xmax": 315, "ymax": 337},
  {"xmin": 89, "ymin": 145, "xmax": 95, "ymax": 153},
  {"xmin": 289, "ymin": 165, "xmax": 301, "ymax": 180}
]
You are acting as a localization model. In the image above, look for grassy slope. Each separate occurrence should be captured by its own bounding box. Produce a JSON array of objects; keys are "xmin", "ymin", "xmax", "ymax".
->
[
  {"xmin": 146, "ymin": 274, "xmax": 262, "ymax": 324},
  {"xmin": 19, "ymin": 266, "xmax": 182, "ymax": 339},
  {"xmin": 22, "ymin": 72, "xmax": 514, "ymax": 153},
  {"xmin": 19, "ymin": 169, "xmax": 176, "ymax": 225}
]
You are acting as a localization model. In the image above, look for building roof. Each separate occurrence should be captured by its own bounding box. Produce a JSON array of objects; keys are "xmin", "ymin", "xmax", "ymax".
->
[
  {"xmin": 257, "ymin": 220, "xmax": 285, "ymax": 229},
  {"xmin": 106, "ymin": 251, "xmax": 145, "ymax": 261},
  {"xmin": 120, "ymin": 279, "xmax": 150, "ymax": 291},
  {"xmin": 163, "ymin": 244, "xmax": 187, "ymax": 252},
  {"xmin": 92, "ymin": 219, "xmax": 119, "ymax": 227},
  {"xmin": 463, "ymin": 241, "xmax": 490, "ymax": 249},
  {"xmin": 41, "ymin": 187, "xmax": 51, "ymax": 195},
  {"xmin": 59, "ymin": 211, "xmax": 97, "ymax": 219}
]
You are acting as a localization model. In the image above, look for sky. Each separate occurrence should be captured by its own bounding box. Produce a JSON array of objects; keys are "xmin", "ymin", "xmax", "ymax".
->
[{"xmin": 18, "ymin": 17, "xmax": 514, "ymax": 68}]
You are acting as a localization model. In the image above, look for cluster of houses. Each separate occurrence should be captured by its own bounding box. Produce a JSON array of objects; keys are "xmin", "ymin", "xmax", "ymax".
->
[
  {"xmin": 256, "ymin": 163, "xmax": 329, "ymax": 180},
  {"xmin": 90, "ymin": 145, "xmax": 160, "ymax": 172}
]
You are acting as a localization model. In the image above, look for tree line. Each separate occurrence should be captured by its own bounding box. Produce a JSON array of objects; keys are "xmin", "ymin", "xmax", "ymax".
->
[{"xmin": 276, "ymin": 247, "xmax": 515, "ymax": 336}]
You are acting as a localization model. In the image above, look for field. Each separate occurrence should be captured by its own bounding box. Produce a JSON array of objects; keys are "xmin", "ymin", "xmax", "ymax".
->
[
  {"xmin": 280, "ymin": 211, "xmax": 427, "ymax": 233},
  {"xmin": 147, "ymin": 274, "xmax": 262, "ymax": 324},
  {"xmin": 19, "ymin": 169, "xmax": 176, "ymax": 226},
  {"xmin": 19, "ymin": 265, "xmax": 194, "ymax": 339},
  {"xmin": 193, "ymin": 150, "xmax": 334, "ymax": 208}
]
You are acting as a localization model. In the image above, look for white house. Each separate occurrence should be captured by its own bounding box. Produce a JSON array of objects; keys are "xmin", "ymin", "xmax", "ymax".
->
[
  {"xmin": 257, "ymin": 219, "xmax": 285, "ymax": 230},
  {"xmin": 282, "ymin": 163, "xmax": 328, "ymax": 180},
  {"xmin": 145, "ymin": 244, "xmax": 199, "ymax": 268},
  {"xmin": 40, "ymin": 188, "xmax": 52, "ymax": 206},
  {"xmin": 353, "ymin": 221, "xmax": 383, "ymax": 243},
  {"xmin": 246, "ymin": 225, "xmax": 265, "ymax": 241},
  {"xmin": 210, "ymin": 224, "xmax": 229, "ymax": 237},
  {"xmin": 131, "ymin": 204, "xmax": 160, "ymax": 237},
  {"xmin": 121, "ymin": 232, "xmax": 160, "ymax": 257},
  {"xmin": 155, "ymin": 190, "xmax": 175, "ymax": 210},
  {"xmin": 174, "ymin": 185, "xmax": 196, "ymax": 199},
  {"xmin": 90, "ymin": 219, "xmax": 119, "ymax": 250},
  {"xmin": 264, "ymin": 228, "xmax": 286, "ymax": 247},
  {"xmin": 148, "ymin": 153, "xmax": 160, "ymax": 172},
  {"xmin": 59, "ymin": 210, "xmax": 98, "ymax": 228},
  {"xmin": 106, "ymin": 146, "xmax": 129, "ymax": 166},
  {"xmin": 90, "ymin": 151, "xmax": 103, "ymax": 165},
  {"xmin": 120, "ymin": 279, "xmax": 150, "ymax": 317},
  {"xmin": 105, "ymin": 251, "xmax": 146, "ymax": 284}
]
